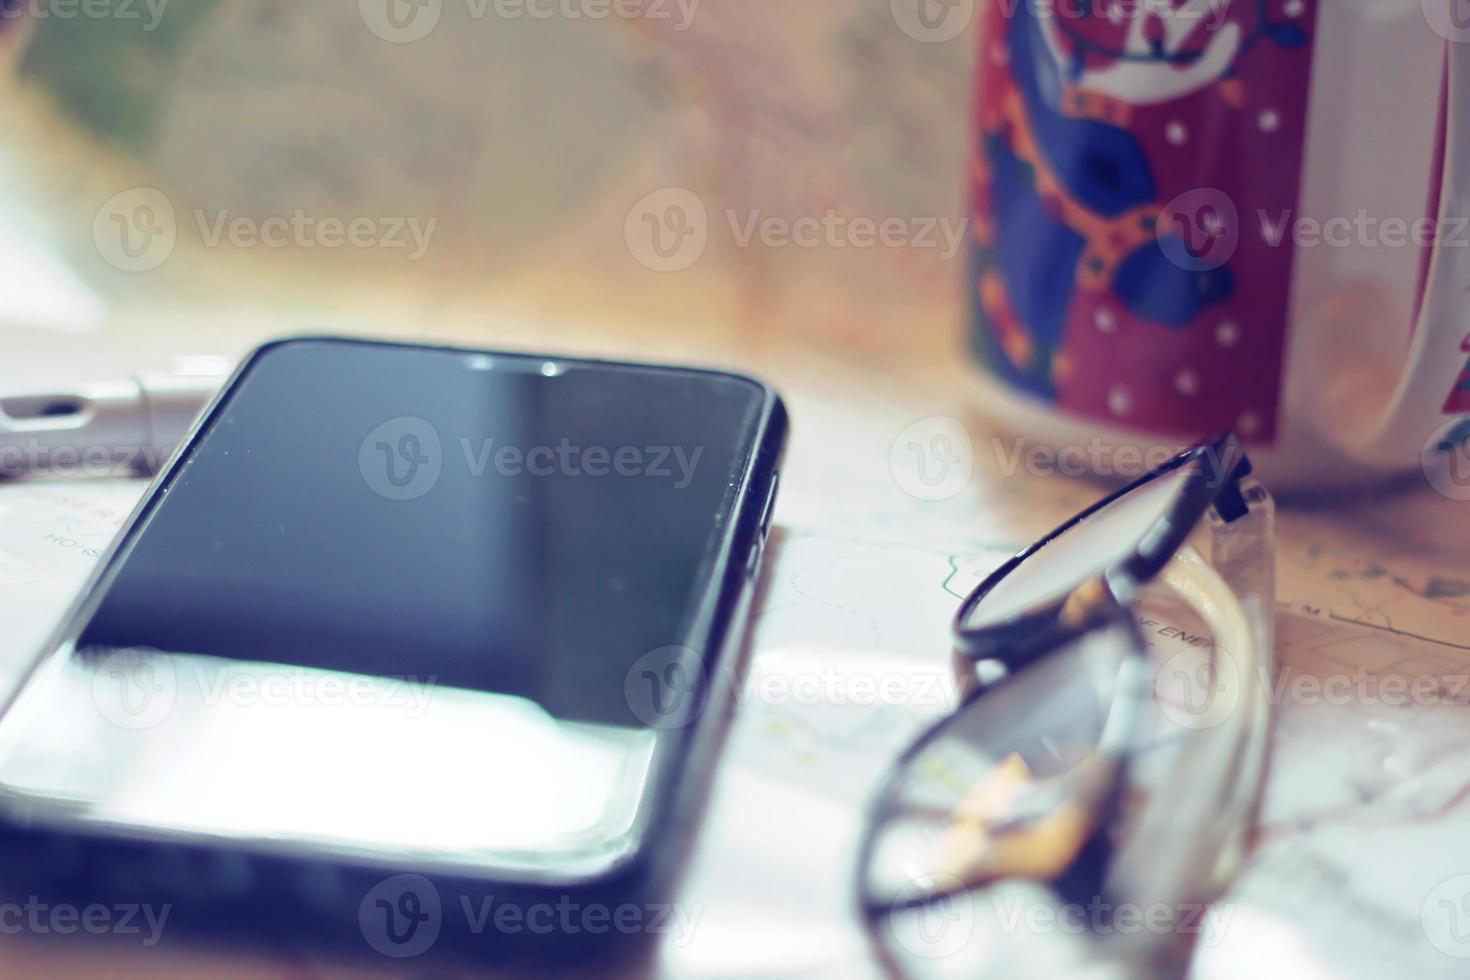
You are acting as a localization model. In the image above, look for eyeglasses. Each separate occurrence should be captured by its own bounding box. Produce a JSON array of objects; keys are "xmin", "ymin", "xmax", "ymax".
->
[{"xmin": 856, "ymin": 434, "xmax": 1275, "ymax": 978}]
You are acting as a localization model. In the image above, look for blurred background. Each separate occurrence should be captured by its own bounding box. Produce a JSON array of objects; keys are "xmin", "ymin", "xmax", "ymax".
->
[{"xmin": 0, "ymin": 0, "xmax": 973, "ymax": 377}]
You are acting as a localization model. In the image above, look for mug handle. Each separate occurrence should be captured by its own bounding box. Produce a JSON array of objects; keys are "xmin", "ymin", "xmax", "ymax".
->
[{"xmin": 1333, "ymin": 37, "xmax": 1470, "ymax": 468}]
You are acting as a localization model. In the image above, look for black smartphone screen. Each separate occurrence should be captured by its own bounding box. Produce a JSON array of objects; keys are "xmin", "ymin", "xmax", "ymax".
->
[
  {"xmin": 0, "ymin": 340, "xmax": 775, "ymax": 876},
  {"xmin": 87, "ymin": 341, "xmax": 764, "ymax": 726}
]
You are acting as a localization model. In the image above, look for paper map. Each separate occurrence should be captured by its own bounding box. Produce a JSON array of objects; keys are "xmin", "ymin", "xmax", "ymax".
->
[{"xmin": 1, "ymin": 467, "xmax": 1469, "ymax": 977}]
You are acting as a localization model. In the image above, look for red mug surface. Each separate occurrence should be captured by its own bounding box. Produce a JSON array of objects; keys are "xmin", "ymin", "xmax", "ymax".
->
[{"xmin": 968, "ymin": 0, "xmax": 1470, "ymax": 490}]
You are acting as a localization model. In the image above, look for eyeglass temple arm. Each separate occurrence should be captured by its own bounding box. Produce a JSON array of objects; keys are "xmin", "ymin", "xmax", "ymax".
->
[{"xmin": 1105, "ymin": 481, "xmax": 1274, "ymax": 970}]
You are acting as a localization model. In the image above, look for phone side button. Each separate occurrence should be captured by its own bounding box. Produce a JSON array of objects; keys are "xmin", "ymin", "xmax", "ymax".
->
[
  {"xmin": 759, "ymin": 473, "xmax": 780, "ymax": 536},
  {"xmin": 745, "ymin": 534, "xmax": 767, "ymax": 580}
]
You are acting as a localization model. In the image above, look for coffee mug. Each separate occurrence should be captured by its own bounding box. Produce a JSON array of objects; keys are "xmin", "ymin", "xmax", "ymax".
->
[{"xmin": 967, "ymin": 0, "xmax": 1470, "ymax": 491}]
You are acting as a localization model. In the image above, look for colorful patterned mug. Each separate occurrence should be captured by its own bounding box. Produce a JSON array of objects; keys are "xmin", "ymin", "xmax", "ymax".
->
[{"xmin": 967, "ymin": 0, "xmax": 1470, "ymax": 490}]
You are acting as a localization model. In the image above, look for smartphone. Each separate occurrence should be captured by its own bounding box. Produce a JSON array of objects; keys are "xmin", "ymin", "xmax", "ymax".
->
[{"xmin": 0, "ymin": 338, "xmax": 785, "ymax": 958}]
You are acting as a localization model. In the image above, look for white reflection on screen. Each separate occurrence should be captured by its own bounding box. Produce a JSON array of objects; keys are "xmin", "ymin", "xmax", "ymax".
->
[{"xmin": 0, "ymin": 647, "xmax": 657, "ymax": 876}]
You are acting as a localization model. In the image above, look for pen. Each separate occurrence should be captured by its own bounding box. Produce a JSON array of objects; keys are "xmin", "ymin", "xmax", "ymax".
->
[{"xmin": 0, "ymin": 372, "xmax": 223, "ymax": 478}]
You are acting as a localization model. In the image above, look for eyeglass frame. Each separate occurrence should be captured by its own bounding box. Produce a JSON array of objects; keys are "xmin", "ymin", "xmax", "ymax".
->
[{"xmin": 856, "ymin": 433, "xmax": 1276, "ymax": 977}]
